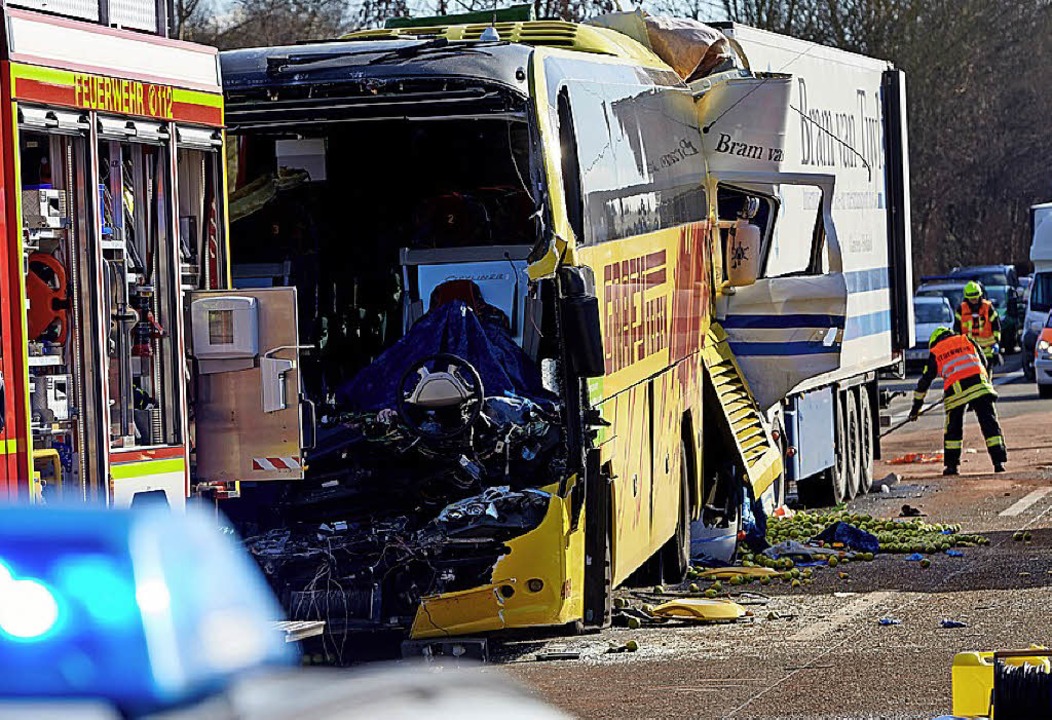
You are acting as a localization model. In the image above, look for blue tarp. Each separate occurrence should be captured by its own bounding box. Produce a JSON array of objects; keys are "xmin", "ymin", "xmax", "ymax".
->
[
  {"xmin": 813, "ymin": 521, "xmax": 880, "ymax": 554},
  {"xmin": 337, "ymin": 301, "xmax": 554, "ymax": 411}
]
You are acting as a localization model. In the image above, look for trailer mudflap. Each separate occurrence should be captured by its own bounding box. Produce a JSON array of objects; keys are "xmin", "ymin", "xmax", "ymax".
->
[{"xmin": 702, "ymin": 323, "xmax": 782, "ymax": 496}]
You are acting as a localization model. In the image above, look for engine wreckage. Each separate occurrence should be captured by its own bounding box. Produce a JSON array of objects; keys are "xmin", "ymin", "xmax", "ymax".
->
[{"xmin": 245, "ymin": 299, "xmax": 566, "ymax": 636}]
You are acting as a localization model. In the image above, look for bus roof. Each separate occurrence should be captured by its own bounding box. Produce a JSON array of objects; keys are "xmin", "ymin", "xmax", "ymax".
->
[
  {"xmin": 342, "ymin": 20, "xmax": 661, "ymax": 66},
  {"xmin": 221, "ymin": 38, "xmax": 535, "ymax": 96}
]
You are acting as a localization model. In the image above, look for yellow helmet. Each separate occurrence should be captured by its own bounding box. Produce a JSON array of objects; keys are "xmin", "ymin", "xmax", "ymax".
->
[{"xmin": 964, "ymin": 280, "xmax": 983, "ymax": 301}]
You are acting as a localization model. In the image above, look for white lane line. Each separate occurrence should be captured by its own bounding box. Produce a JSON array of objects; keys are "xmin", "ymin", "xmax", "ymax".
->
[
  {"xmin": 788, "ymin": 591, "xmax": 895, "ymax": 643},
  {"xmin": 999, "ymin": 488, "xmax": 1052, "ymax": 517},
  {"xmin": 994, "ymin": 370, "xmax": 1024, "ymax": 386}
]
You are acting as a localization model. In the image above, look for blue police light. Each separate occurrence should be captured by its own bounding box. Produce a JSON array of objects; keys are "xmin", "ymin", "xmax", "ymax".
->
[{"xmin": 0, "ymin": 505, "xmax": 294, "ymax": 714}]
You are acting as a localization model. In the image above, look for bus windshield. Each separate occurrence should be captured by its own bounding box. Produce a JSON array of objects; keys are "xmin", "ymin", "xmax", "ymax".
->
[{"xmin": 229, "ymin": 115, "xmax": 542, "ymax": 395}]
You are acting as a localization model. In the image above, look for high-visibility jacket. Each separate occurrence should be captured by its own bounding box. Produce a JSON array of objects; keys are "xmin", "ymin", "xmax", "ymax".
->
[
  {"xmin": 913, "ymin": 334, "xmax": 995, "ymax": 411},
  {"xmin": 956, "ymin": 300, "xmax": 1000, "ymax": 356}
]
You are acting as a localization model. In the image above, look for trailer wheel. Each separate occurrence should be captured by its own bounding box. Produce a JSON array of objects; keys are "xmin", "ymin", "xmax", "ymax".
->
[
  {"xmin": 770, "ymin": 416, "xmax": 787, "ymax": 508},
  {"xmin": 844, "ymin": 391, "xmax": 861, "ymax": 500},
  {"xmin": 661, "ymin": 443, "xmax": 692, "ymax": 583},
  {"xmin": 858, "ymin": 387, "xmax": 874, "ymax": 494}
]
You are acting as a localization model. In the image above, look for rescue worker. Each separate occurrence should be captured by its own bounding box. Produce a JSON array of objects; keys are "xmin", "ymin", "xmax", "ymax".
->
[
  {"xmin": 953, "ymin": 280, "xmax": 1001, "ymax": 363},
  {"xmin": 909, "ymin": 327, "xmax": 1006, "ymax": 475}
]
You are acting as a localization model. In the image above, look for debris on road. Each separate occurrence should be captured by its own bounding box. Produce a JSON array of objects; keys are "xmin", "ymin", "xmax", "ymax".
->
[
  {"xmin": 649, "ymin": 598, "xmax": 747, "ymax": 623},
  {"xmin": 888, "ymin": 451, "xmax": 944, "ymax": 465},
  {"xmin": 872, "ymin": 472, "xmax": 901, "ymax": 494},
  {"xmin": 535, "ymin": 651, "xmax": 582, "ymax": 662},
  {"xmin": 878, "ymin": 618, "xmax": 902, "ymax": 626},
  {"xmin": 940, "ymin": 619, "xmax": 968, "ymax": 629}
]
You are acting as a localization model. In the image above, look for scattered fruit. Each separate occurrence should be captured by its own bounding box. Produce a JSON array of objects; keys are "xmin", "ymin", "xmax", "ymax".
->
[
  {"xmin": 920, "ymin": 559, "xmax": 932, "ymax": 569},
  {"xmin": 625, "ymin": 640, "xmax": 639, "ymax": 652},
  {"xmin": 704, "ymin": 589, "xmax": 718, "ymax": 598},
  {"xmin": 627, "ymin": 617, "xmax": 641, "ymax": 629},
  {"xmin": 791, "ymin": 579, "xmax": 801, "ymax": 588},
  {"xmin": 766, "ymin": 511, "xmax": 987, "ymax": 555},
  {"xmin": 613, "ymin": 597, "xmax": 627, "ymax": 610},
  {"xmin": 828, "ymin": 555, "xmax": 839, "ymax": 567},
  {"xmin": 653, "ymin": 585, "xmax": 664, "ymax": 594},
  {"xmin": 688, "ymin": 583, "xmax": 700, "ymax": 593}
]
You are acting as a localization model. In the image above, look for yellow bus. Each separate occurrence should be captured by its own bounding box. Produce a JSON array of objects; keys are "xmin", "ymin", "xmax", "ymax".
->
[{"xmin": 219, "ymin": 19, "xmax": 779, "ymax": 642}]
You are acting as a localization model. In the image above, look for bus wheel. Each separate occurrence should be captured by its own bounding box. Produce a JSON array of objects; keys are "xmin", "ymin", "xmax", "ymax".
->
[
  {"xmin": 858, "ymin": 387, "xmax": 875, "ymax": 494},
  {"xmin": 844, "ymin": 391, "xmax": 862, "ymax": 500},
  {"xmin": 661, "ymin": 442, "xmax": 692, "ymax": 584}
]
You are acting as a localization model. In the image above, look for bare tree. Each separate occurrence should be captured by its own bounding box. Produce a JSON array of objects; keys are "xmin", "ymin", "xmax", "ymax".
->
[{"xmin": 721, "ymin": 0, "xmax": 1052, "ymax": 274}]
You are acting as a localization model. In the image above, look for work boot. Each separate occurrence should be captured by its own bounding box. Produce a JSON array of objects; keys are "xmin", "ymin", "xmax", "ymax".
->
[
  {"xmin": 994, "ymin": 463, "xmax": 1006, "ymax": 473},
  {"xmin": 943, "ymin": 466, "xmax": 959, "ymax": 476}
]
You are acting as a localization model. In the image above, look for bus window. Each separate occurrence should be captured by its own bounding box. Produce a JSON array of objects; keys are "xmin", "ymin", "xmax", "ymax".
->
[
  {"xmin": 763, "ymin": 184, "xmax": 826, "ymax": 277},
  {"xmin": 717, "ymin": 185, "xmax": 775, "ymax": 281},
  {"xmin": 557, "ymin": 88, "xmax": 584, "ymax": 244},
  {"xmin": 98, "ymin": 131, "xmax": 181, "ymax": 448},
  {"xmin": 547, "ymin": 61, "xmax": 707, "ymax": 246}
]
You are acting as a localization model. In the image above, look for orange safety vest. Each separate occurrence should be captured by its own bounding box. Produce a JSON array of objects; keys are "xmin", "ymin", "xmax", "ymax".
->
[
  {"xmin": 959, "ymin": 300, "xmax": 996, "ymax": 348},
  {"xmin": 933, "ymin": 334, "xmax": 987, "ymax": 389}
]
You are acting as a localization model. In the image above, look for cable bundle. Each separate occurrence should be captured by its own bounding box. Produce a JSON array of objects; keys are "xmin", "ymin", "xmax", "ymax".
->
[{"xmin": 994, "ymin": 660, "xmax": 1052, "ymax": 719}]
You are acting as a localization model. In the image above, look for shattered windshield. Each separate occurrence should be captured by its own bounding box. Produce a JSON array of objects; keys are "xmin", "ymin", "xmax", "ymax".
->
[{"xmin": 229, "ymin": 115, "xmax": 543, "ymax": 402}]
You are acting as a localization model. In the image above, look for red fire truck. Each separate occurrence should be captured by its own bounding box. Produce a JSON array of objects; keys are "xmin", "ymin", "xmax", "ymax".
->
[{"xmin": 0, "ymin": 1, "xmax": 304, "ymax": 504}]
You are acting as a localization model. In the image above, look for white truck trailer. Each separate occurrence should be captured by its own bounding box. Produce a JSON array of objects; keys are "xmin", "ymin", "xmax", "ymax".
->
[
  {"xmin": 1028, "ymin": 203, "xmax": 1052, "ymax": 388},
  {"xmin": 701, "ymin": 23, "xmax": 914, "ymax": 506}
]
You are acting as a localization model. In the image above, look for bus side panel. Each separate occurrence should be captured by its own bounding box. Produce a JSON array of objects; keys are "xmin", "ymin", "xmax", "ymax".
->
[
  {"xmin": 608, "ymin": 383, "xmax": 652, "ymax": 585},
  {"xmin": 650, "ymin": 369, "xmax": 682, "ymax": 548}
]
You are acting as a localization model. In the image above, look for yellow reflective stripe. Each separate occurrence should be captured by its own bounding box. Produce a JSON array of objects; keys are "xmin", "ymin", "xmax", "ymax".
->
[
  {"xmin": 0, "ymin": 438, "xmax": 18, "ymax": 455},
  {"xmin": 945, "ymin": 383, "xmax": 994, "ymax": 410},
  {"xmin": 914, "ymin": 391, "xmax": 927, "ymax": 401},
  {"xmin": 9, "ymin": 63, "xmax": 223, "ymax": 109},
  {"xmin": 945, "ymin": 440, "xmax": 963, "ymax": 449},
  {"xmin": 110, "ymin": 458, "xmax": 185, "ymax": 480},
  {"xmin": 986, "ymin": 435, "xmax": 1004, "ymax": 448}
]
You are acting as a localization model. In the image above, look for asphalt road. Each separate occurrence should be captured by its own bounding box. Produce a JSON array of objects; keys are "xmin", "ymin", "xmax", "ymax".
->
[{"xmin": 505, "ymin": 351, "xmax": 1052, "ymax": 719}]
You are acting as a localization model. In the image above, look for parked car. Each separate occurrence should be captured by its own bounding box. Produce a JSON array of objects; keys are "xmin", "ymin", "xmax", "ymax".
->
[
  {"xmin": 908, "ymin": 295, "xmax": 955, "ymax": 368},
  {"xmin": 947, "ymin": 265, "xmax": 1026, "ymax": 351},
  {"xmin": 1036, "ymin": 309, "xmax": 1052, "ymax": 398},
  {"xmin": 916, "ymin": 280, "xmax": 967, "ymax": 315}
]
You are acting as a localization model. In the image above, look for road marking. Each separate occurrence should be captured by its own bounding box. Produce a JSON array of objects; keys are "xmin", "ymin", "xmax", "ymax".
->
[
  {"xmin": 999, "ymin": 488, "xmax": 1052, "ymax": 517},
  {"xmin": 788, "ymin": 591, "xmax": 895, "ymax": 643}
]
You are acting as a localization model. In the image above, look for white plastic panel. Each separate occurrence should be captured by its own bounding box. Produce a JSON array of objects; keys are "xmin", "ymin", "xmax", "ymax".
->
[
  {"xmin": 8, "ymin": 0, "xmax": 99, "ymax": 22},
  {"xmin": 5, "ymin": 8, "xmax": 220, "ymax": 91},
  {"xmin": 109, "ymin": 0, "xmax": 158, "ymax": 32},
  {"xmin": 176, "ymin": 125, "xmax": 222, "ymax": 149}
]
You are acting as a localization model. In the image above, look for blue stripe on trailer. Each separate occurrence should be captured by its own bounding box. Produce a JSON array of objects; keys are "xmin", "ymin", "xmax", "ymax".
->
[
  {"xmin": 730, "ymin": 340, "xmax": 841, "ymax": 356},
  {"xmin": 844, "ymin": 310, "xmax": 892, "ymax": 340},
  {"xmin": 845, "ymin": 268, "xmax": 890, "ymax": 293},
  {"xmin": 721, "ymin": 313, "xmax": 845, "ymax": 330}
]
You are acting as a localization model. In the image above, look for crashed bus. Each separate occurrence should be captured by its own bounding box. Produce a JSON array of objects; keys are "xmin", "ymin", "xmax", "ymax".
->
[
  {"xmin": 217, "ymin": 19, "xmax": 784, "ymax": 640},
  {"xmin": 215, "ymin": 12, "xmax": 910, "ymax": 643}
]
